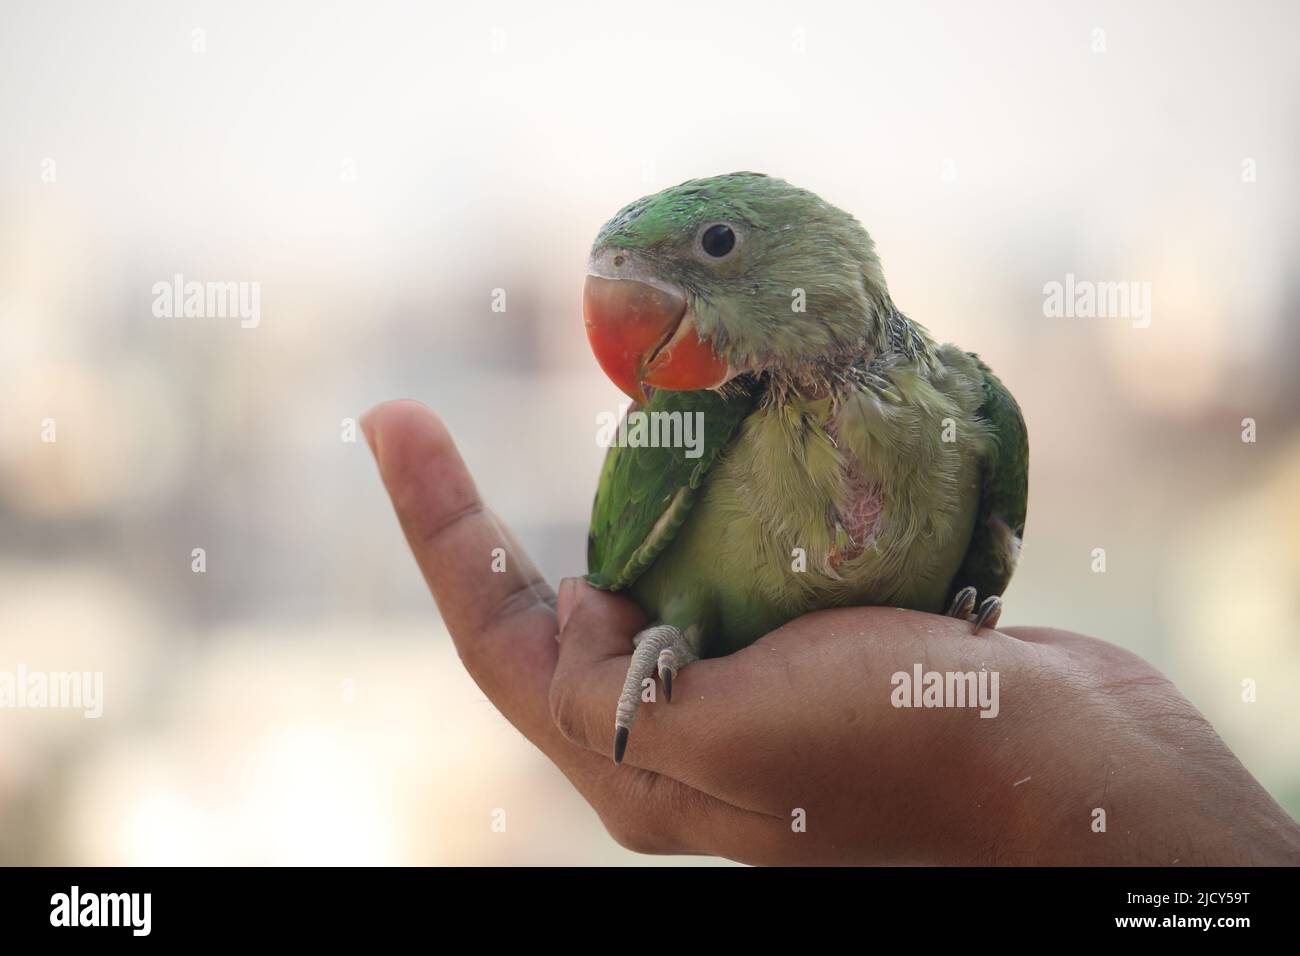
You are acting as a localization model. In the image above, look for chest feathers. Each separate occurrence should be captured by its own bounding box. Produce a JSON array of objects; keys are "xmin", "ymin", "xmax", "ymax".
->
[{"xmin": 708, "ymin": 348, "xmax": 993, "ymax": 611}]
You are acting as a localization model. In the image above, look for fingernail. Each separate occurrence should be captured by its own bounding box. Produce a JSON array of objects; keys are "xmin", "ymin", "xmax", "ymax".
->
[
  {"xmin": 556, "ymin": 577, "xmax": 579, "ymax": 634},
  {"xmin": 359, "ymin": 407, "xmax": 379, "ymax": 458}
]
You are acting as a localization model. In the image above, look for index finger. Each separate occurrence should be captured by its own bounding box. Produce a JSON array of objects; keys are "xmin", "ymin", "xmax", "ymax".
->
[{"xmin": 361, "ymin": 400, "xmax": 556, "ymax": 702}]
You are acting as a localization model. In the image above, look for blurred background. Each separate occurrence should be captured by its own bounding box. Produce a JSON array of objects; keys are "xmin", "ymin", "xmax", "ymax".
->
[{"xmin": 1, "ymin": 0, "xmax": 1297, "ymax": 864}]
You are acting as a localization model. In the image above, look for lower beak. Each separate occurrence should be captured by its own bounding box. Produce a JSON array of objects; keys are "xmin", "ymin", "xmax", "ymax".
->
[{"xmin": 583, "ymin": 275, "xmax": 730, "ymax": 402}]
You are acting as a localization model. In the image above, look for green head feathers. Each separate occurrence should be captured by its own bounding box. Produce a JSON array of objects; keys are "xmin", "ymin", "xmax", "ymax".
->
[{"xmin": 590, "ymin": 172, "xmax": 905, "ymax": 377}]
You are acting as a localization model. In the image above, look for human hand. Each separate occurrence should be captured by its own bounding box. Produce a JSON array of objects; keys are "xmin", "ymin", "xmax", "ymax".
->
[{"xmin": 363, "ymin": 400, "xmax": 1300, "ymax": 865}]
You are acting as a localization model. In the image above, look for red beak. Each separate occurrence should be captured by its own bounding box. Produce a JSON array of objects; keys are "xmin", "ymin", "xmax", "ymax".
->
[{"xmin": 583, "ymin": 275, "xmax": 730, "ymax": 402}]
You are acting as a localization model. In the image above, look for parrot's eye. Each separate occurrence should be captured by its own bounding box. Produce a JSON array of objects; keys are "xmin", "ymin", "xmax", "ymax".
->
[{"xmin": 700, "ymin": 224, "xmax": 736, "ymax": 258}]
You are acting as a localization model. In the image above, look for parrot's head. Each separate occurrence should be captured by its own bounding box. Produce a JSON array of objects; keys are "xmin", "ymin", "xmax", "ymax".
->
[{"xmin": 583, "ymin": 172, "xmax": 898, "ymax": 401}]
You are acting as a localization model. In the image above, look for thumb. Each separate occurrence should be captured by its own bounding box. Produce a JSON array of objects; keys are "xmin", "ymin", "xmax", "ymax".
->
[{"xmin": 555, "ymin": 577, "xmax": 646, "ymax": 657}]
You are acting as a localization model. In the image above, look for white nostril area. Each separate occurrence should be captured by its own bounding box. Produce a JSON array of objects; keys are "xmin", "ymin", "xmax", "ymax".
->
[{"xmin": 586, "ymin": 249, "xmax": 687, "ymax": 301}]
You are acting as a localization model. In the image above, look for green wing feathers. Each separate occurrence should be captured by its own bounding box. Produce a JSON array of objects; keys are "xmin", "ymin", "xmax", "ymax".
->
[
  {"xmin": 947, "ymin": 356, "xmax": 1029, "ymax": 603},
  {"xmin": 587, "ymin": 384, "xmax": 758, "ymax": 591}
]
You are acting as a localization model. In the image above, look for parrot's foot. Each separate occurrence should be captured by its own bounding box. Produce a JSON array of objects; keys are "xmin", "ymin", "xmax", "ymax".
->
[
  {"xmin": 971, "ymin": 595, "xmax": 1002, "ymax": 633},
  {"xmin": 946, "ymin": 586, "xmax": 977, "ymax": 620},
  {"xmin": 613, "ymin": 624, "xmax": 699, "ymax": 765},
  {"xmin": 947, "ymin": 588, "xmax": 1003, "ymax": 633}
]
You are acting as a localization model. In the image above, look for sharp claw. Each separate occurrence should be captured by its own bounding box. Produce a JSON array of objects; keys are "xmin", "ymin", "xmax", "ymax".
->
[
  {"xmin": 947, "ymin": 586, "xmax": 977, "ymax": 620},
  {"xmin": 614, "ymin": 624, "xmax": 698, "ymax": 764},
  {"xmin": 972, "ymin": 596, "xmax": 1003, "ymax": 633}
]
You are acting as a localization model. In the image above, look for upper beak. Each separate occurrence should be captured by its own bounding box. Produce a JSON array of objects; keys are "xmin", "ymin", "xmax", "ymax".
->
[{"xmin": 583, "ymin": 274, "xmax": 730, "ymax": 403}]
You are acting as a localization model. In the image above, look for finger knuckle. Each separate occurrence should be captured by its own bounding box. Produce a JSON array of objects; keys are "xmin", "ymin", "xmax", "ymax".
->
[
  {"xmin": 547, "ymin": 674, "xmax": 590, "ymax": 748},
  {"xmin": 605, "ymin": 820, "xmax": 664, "ymax": 855},
  {"xmin": 601, "ymin": 810, "xmax": 675, "ymax": 855},
  {"xmin": 599, "ymin": 775, "xmax": 686, "ymax": 856}
]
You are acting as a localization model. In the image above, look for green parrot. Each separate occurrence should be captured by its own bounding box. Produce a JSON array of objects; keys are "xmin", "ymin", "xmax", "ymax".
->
[{"xmin": 582, "ymin": 172, "xmax": 1028, "ymax": 764}]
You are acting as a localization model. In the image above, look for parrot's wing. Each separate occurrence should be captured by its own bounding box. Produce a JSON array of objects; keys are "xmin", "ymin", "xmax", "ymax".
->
[
  {"xmin": 587, "ymin": 383, "xmax": 758, "ymax": 591},
  {"xmin": 947, "ymin": 356, "xmax": 1029, "ymax": 602}
]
